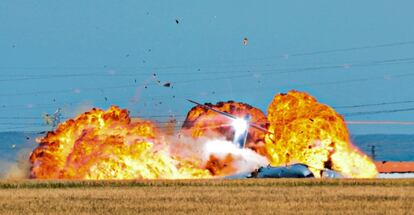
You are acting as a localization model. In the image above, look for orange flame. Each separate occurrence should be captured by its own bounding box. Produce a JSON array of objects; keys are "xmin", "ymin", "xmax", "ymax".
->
[
  {"xmin": 29, "ymin": 91, "xmax": 378, "ymax": 179},
  {"xmin": 182, "ymin": 101, "xmax": 268, "ymax": 155},
  {"xmin": 264, "ymin": 90, "xmax": 377, "ymax": 178},
  {"xmin": 29, "ymin": 106, "xmax": 211, "ymax": 179}
]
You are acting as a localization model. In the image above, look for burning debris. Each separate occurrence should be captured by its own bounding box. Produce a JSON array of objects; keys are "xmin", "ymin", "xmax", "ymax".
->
[{"xmin": 29, "ymin": 90, "xmax": 378, "ymax": 180}]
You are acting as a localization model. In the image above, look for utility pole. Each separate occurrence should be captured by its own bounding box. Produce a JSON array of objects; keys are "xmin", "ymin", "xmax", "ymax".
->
[{"xmin": 368, "ymin": 145, "xmax": 376, "ymax": 161}]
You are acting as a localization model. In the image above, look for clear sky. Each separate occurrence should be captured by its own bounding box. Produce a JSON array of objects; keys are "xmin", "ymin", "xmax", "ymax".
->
[{"xmin": 1, "ymin": 1, "xmax": 414, "ymax": 134}]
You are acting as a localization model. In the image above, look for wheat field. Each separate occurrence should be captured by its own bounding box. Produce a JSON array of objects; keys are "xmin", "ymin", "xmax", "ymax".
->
[{"xmin": 0, "ymin": 179, "xmax": 413, "ymax": 215}]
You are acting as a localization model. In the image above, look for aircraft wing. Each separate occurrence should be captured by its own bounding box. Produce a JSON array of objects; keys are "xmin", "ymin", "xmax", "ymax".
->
[{"xmin": 187, "ymin": 99, "xmax": 271, "ymax": 134}]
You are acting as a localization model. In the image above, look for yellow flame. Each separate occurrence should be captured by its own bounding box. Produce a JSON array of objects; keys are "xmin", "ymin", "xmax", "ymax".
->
[
  {"xmin": 265, "ymin": 90, "xmax": 377, "ymax": 178},
  {"xmin": 30, "ymin": 106, "xmax": 211, "ymax": 179}
]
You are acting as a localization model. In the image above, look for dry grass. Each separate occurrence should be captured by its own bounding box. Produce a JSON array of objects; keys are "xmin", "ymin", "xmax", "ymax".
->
[{"xmin": 0, "ymin": 179, "xmax": 413, "ymax": 215}]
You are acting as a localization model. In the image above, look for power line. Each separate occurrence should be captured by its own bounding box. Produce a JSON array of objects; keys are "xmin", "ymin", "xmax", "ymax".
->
[
  {"xmin": 2, "ymin": 39, "xmax": 414, "ymax": 73},
  {"xmin": 346, "ymin": 121, "xmax": 414, "ymax": 125},
  {"xmin": 1, "ymin": 55, "xmax": 414, "ymax": 97},
  {"xmin": 334, "ymin": 100, "xmax": 414, "ymax": 109},
  {"xmin": 0, "ymin": 53, "xmax": 413, "ymax": 83},
  {"xmin": 252, "ymin": 40, "xmax": 414, "ymax": 61},
  {"xmin": 343, "ymin": 107, "xmax": 414, "ymax": 117},
  {"xmin": 2, "ymin": 69, "xmax": 414, "ymax": 113}
]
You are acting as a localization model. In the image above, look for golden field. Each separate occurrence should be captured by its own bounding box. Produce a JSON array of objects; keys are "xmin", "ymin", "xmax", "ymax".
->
[{"xmin": 0, "ymin": 179, "xmax": 413, "ymax": 215}]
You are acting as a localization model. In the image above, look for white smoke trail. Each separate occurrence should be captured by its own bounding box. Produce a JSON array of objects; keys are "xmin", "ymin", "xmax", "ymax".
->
[
  {"xmin": 201, "ymin": 139, "xmax": 269, "ymax": 174},
  {"xmin": 168, "ymin": 135, "xmax": 269, "ymax": 175}
]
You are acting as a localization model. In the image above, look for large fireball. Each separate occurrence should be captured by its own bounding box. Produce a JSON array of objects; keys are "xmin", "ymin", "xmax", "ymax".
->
[
  {"xmin": 182, "ymin": 101, "xmax": 268, "ymax": 155},
  {"xmin": 264, "ymin": 90, "xmax": 377, "ymax": 178},
  {"xmin": 29, "ymin": 106, "xmax": 210, "ymax": 179},
  {"xmin": 29, "ymin": 91, "xmax": 378, "ymax": 180}
]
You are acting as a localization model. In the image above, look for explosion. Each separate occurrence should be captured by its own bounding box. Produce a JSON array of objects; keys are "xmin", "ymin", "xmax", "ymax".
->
[
  {"xmin": 182, "ymin": 101, "xmax": 268, "ymax": 155},
  {"xmin": 264, "ymin": 90, "xmax": 377, "ymax": 178},
  {"xmin": 30, "ymin": 106, "xmax": 211, "ymax": 179},
  {"xmin": 29, "ymin": 90, "xmax": 377, "ymax": 179}
]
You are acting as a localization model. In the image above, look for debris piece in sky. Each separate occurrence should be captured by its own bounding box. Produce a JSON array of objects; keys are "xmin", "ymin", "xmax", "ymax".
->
[
  {"xmin": 11, "ymin": 144, "xmax": 16, "ymax": 149},
  {"xmin": 175, "ymin": 19, "xmax": 179, "ymax": 24},
  {"xmin": 12, "ymin": 44, "xmax": 16, "ymax": 48},
  {"xmin": 53, "ymin": 98, "xmax": 56, "ymax": 102},
  {"xmin": 42, "ymin": 108, "xmax": 62, "ymax": 127},
  {"xmin": 134, "ymin": 79, "xmax": 137, "ymax": 83},
  {"xmin": 104, "ymin": 97, "xmax": 108, "ymax": 101},
  {"xmin": 153, "ymin": 73, "xmax": 172, "ymax": 87},
  {"xmin": 26, "ymin": 136, "xmax": 30, "ymax": 140},
  {"xmin": 243, "ymin": 37, "xmax": 249, "ymax": 46},
  {"xmin": 144, "ymin": 86, "xmax": 148, "ymax": 89},
  {"xmin": 153, "ymin": 73, "xmax": 161, "ymax": 84},
  {"xmin": 43, "ymin": 114, "xmax": 53, "ymax": 126},
  {"xmin": 148, "ymin": 49, "xmax": 151, "ymax": 52}
]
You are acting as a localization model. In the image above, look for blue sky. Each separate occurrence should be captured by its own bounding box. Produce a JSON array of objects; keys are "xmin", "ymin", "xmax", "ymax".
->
[{"xmin": 1, "ymin": 1, "xmax": 414, "ymax": 134}]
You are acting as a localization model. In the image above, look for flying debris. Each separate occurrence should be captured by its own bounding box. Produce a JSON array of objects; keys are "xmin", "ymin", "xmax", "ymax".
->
[
  {"xmin": 42, "ymin": 108, "xmax": 62, "ymax": 127},
  {"xmin": 175, "ymin": 19, "xmax": 179, "ymax": 24},
  {"xmin": 243, "ymin": 37, "xmax": 249, "ymax": 46},
  {"xmin": 153, "ymin": 74, "xmax": 172, "ymax": 88}
]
